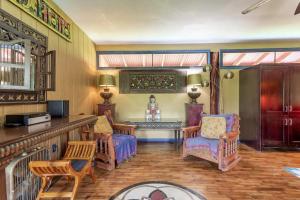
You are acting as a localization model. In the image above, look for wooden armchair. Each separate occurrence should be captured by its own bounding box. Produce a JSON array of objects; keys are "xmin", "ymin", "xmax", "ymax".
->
[
  {"xmin": 182, "ymin": 114, "xmax": 240, "ymax": 172},
  {"xmin": 93, "ymin": 110, "xmax": 137, "ymax": 170},
  {"xmin": 29, "ymin": 141, "xmax": 96, "ymax": 200}
]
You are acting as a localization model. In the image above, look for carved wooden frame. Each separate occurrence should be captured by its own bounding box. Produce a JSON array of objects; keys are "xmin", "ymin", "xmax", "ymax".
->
[
  {"xmin": 0, "ymin": 8, "xmax": 49, "ymax": 104},
  {"xmin": 119, "ymin": 70, "xmax": 187, "ymax": 94}
]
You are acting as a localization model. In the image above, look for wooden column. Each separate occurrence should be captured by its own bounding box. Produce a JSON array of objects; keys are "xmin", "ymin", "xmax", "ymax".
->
[{"xmin": 210, "ymin": 52, "xmax": 220, "ymax": 114}]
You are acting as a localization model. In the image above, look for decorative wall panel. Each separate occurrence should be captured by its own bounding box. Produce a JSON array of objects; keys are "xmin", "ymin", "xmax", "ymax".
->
[
  {"xmin": 119, "ymin": 70, "xmax": 186, "ymax": 94},
  {"xmin": 0, "ymin": 8, "xmax": 53, "ymax": 104},
  {"xmin": 8, "ymin": 0, "xmax": 71, "ymax": 41}
]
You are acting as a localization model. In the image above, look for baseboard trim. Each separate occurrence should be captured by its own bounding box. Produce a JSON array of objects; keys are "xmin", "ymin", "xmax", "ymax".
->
[{"xmin": 138, "ymin": 138, "xmax": 179, "ymax": 143}]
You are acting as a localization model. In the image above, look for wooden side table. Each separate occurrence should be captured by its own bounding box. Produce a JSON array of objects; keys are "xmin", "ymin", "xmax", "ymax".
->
[
  {"xmin": 185, "ymin": 103, "xmax": 204, "ymax": 126},
  {"xmin": 98, "ymin": 104, "xmax": 115, "ymax": 118}
]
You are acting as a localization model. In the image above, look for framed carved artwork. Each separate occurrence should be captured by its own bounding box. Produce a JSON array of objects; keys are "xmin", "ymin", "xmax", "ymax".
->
[{"xmin": 119, "ymin": 70, "xmax": 187, "ymax": 94}]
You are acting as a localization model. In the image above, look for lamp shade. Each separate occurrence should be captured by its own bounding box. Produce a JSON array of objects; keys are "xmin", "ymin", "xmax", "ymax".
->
[
  {"xmin": 187, "ymin": 74, "xmax": 202, "ymax": 86},
  {"xmin": 98, "ymin": 74, "xmax": 116, "ymax": 87}
]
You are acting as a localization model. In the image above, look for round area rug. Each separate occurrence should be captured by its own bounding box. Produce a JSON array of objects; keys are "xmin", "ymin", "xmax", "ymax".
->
[{"xmin": 109, "ymin": 181, "xmax": 207, "ymax": 200}]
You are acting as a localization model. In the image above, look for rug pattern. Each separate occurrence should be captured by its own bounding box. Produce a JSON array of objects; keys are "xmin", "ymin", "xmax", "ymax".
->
[{"xmin": 109, "ymin": 181, "xmax": 207, "ymax": 200}]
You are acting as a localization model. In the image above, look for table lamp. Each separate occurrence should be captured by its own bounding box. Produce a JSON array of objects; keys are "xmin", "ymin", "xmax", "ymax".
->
[
  {"xmin": 98, "ymin": 74, "xmax": 116, "ymax": 104},
  {"xmin": 187, "ymin": 74, "xmax": 202, "ymax": 104}
]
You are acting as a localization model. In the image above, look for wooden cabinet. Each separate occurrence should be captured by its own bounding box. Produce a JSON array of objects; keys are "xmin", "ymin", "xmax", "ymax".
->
[
  {"xmin": 240, "ymin": 64, "xmax": 300, "ymax": 150},
  {"xmin": 98, "ymin": 104, "xmax": 115, "ymax": 118},
  {"xmin": 185, "ymin": 103, "xmax": 204, "ymax": 126}
]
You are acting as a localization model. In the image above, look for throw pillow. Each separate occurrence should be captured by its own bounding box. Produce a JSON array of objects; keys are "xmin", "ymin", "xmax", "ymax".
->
[
  {"xmin": 94, "ymin": 115, "xmax": 113, "ymax": 134},
  {"xmin": 201, "ymin": 116, "xmax": 226, "ymax": 139}
]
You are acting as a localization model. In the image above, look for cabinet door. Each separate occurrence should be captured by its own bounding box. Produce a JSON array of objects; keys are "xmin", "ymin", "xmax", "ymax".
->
[
  {"xmin": 261, "ymin": 68, "xmax": 288, "ymax": 147},
  {"xmin": 288, "ymin": 67, "xmax": 300, "ymax": 146}
]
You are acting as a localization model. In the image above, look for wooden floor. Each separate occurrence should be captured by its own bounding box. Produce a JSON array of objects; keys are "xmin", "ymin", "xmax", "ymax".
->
[{"xmin": 52, "ymin": 143, "xmax": 300, "ymax": 200}]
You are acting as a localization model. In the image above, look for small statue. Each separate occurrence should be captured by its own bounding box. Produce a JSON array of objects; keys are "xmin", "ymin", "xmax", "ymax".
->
[{"xmin": 146, "ymin": 95, "xmax": 161, "ymax": 121}]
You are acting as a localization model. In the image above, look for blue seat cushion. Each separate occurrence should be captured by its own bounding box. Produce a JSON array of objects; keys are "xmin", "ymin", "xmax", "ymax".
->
[
  {"xmin": 112, "ymin": 134, "xmax": 137, "ymax": 164},
  {"xmin": 70, "ymin": 160, "xmax": 88, "ymax": 172},
  {"xmin": 185, "ymin": 136, "xmax": 219, "ymax": 157}
]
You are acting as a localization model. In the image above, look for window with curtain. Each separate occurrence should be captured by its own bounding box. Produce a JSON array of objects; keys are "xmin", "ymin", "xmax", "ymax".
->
[
  {"xmin": 97, "ymin": 50, "xmax": 210, "ymax": 69},
  {"xmin": 220, "ymin": 48, "xmax": 300, "ymax": 68}
]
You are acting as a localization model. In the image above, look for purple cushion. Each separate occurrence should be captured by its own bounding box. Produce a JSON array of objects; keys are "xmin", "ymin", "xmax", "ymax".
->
[
  {"xmin": 112, "ymin": 134, "xmax": 137, "ymax": 164},
  {"xmin": 202, "ymin": 114, "xmax": 235, "ymax": 133},
  {"xmin": 185, "ymin": 136, "xmax": 219, "ymax": 156}
]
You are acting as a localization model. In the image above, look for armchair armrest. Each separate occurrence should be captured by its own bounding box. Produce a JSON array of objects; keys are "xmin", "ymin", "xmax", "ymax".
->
[
  {"xmin": 94, "ymin": 132, "xmax": 112, "ymax": 140},
  {"xmin": 181, "ymin": 126, "xmax": 201, "ymax": 139},
  {"xmin": 219, "ymin": 131, "xmax": 239, "ymax": 141},
  {"xmin": 112, "ymin": 123, "xmax": 136, "ymax": 135}
]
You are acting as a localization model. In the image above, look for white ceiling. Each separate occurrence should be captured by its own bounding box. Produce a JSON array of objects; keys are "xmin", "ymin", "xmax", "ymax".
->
[{"xmin": 53, "ymin": 0, "xmax": 300, "ymax": 44}]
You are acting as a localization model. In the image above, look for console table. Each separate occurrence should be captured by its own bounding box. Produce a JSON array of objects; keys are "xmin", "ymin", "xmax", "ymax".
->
[
  {"xmin": 124, "ymin": 119, "xmax": 183, "ymax": 149},
  {"xmin": 0, "ymin": 115, "xmax": 97, "ymax": 200}
]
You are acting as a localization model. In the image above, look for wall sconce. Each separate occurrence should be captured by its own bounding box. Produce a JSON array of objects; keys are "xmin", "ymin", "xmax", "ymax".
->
[{"xmin": 202, "ymin": 65, "xmax": 235, "ymax": 113}]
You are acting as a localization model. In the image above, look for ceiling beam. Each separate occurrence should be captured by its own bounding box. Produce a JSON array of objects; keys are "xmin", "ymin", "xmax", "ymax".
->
[
  {"xmin": 232, "ymin": 53, "xmax": 246, "ymax": 66},
  {"xmin": 276, "ymin": 52, "xmax": 291, "ymax": 63}
]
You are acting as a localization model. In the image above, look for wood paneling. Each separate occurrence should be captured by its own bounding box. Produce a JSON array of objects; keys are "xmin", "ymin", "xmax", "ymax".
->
[
  {"xmin": 0, "ymin": 0, "xmax": 97, "ymax": 126},
  {"xmin": 50, "ymin": 143, "xmax": 300, "ymax": 200}
]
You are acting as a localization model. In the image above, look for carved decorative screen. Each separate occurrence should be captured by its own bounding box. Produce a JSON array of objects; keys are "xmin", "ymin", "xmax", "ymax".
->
[
  {"xmin": 119, "ymin": 70, "xmax": 187, "ymax": 94},
  {"xmin": 0, "ymin": 8, "xmax": 56, "ymax": 104}
]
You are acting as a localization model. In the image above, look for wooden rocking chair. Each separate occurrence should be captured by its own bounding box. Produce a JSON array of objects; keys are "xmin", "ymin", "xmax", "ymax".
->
[
  {"xmin": 29, "ymin": 141, "xmax": 96, "ymax": 200},
  {"xmin": 93, "ymin": 110, "xmax": 137, "ymax": 170},
  {"xmin": 182, "ymin": 114, "xmax": 240, "ymax": 171}
]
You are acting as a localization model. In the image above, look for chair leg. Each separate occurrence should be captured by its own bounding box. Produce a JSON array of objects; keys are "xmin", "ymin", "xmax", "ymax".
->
[
  {"xmin": 89, "ymin": 166, "xmax": 96, "ymax": 183},
  {"xmin": 65, "ymin": 175, "xmax": 72, "ymax": 183},
  {"xmin": 71, "ymin": 176, "xmax": 80, "ymax": 200},
  {"xmin": 36, "ymin": 176, "xmax": 48, "ymax": 200}
]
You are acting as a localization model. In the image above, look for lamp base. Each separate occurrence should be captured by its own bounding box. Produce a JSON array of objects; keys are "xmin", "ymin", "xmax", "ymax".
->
[
  {"xmin": 188, "ymin": 92, "xmax": 201, "ymax": 104},
  {"xmin": 100, "ymin": 92, "xmax": 113, "ymax": 104}
]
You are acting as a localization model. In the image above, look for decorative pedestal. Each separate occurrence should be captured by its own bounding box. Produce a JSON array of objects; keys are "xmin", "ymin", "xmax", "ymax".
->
[
  {"xmin": 98, "ymin": 103, "xmax": 115, "ymax": 118},
  {"xmin": 185, "ymin": 103, "xmax": 204, "ymax": 126}
]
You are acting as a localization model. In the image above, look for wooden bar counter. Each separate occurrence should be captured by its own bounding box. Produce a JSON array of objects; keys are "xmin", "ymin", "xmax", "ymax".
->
[{"xmin": 0, "ymin": 115, "xmax": 97, "ymax": 200}]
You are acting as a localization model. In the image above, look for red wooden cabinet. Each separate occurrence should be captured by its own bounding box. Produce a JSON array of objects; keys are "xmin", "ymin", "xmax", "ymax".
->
[
  {"xmin": 261, "ymin": 67, "xmax": 288, "ymax": 148},
  {"xmin": 288, "ymin": 66, "xmax": 300, "ymax": 146},
  {"xmin": 240, "ymin": 64, "xmax": 300, "ymax": 150},
  {"xmin": 185, "ymin": 103, "xmax": 203, "ymax": 126}
]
